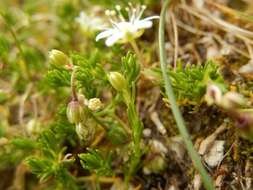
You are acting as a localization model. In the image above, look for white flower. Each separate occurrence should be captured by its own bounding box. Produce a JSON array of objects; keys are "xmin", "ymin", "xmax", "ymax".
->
[
  {"xmin": 75, "ymin": 11, "xmax": 106, "ymax": 33},
  {"xmin": 96, "ymin": 4, "xmax": 159, "ymax": 46}
]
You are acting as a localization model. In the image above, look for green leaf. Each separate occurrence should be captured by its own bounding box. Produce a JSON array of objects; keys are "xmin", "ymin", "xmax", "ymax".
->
[
  {"xmin": 106, "ymin": 122, "xmax": 128, "ymax": 145},
  {"xmin": 0, "ymin": 35, "xmax": 10, "ymax": 58},
  {"xmin": 11, "ymin": 138, "xmax": 38, "ymax": 150},
  {"xmin": 38, "ymin": 130, "xmax": 59, "ymax": 159},
  {"xmin": 45, "ymin": 68, "xmax": 71, "ymax": 88},
  {"xmin": 72, "ymin": 52, "xmax": 108, "ymax": 98},
  {"xmin": 144, "ymin": 60, "xmax": 227, "ymax": 102},
  {"xmin": 121, "ymin": 52, "xmax": 140, "ymax": 87},
  {"xmin": 79, "ymin": 149, "xmax": 113, "ymax": 176},
  {"xmin": 26, "ymin": 157, "xmax": 55, "ymax": 182},
  {"xmin": 55, "ymin": 164, "xmax": 79, "ymax": 190}
]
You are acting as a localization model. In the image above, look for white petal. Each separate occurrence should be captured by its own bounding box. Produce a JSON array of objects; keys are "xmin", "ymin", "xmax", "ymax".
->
[
  {"xmin": 76, "ymin": 12, "xmax": 87, "ymax": 22},
  {"xmin": 95, "ymin": 29, "xmax": 115, "ymax": 41},
  {"xmin": 105, "ymin": 33, "xmax": 123, "ymax": 46},
  {"xmin": 134, "ymin": 20, "xmax": 153, "ymax": 29},
  {"xmin": 141, "ymin": 15, "xmax": 160, "ymax": 22}
]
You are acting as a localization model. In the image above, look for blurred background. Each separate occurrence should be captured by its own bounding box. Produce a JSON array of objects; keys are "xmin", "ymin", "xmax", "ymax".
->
[{"xmin": 1, "ymin": 0, "xmax": 253, "ymax": 189}]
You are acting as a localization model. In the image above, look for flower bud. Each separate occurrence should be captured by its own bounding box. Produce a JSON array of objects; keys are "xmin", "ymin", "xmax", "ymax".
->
[
  {"xmin": 49, "ymin": 49, "xmax": 70, "ymax": 67},
  {"xmin": 205, "ymin": 84, "xmax": 222, "ymax": 105},
  {"xmin": 88, "ymin": 98, "xmax": 103, "ymax": 111},
  {"xmin": 66, "ymin": 100, "xmax": 84, "ymax": 124},
  {"xmin": 75, "ymin": 122, "xmax": 95, "ymax": 143},
  {"xmin": 143, "ymin": 139, "xmax": 168, "ymax": 174},
  {"xmin": 221, "ymin": 92, "xmax": 245, "ymax": 109},
  {"xmin": 143, "ymin": 155, "xmax": 167, "ymax": 175},
  {"xmin": 26, "ymin": 119, "xmax": 40, "ymax": 135},
  {"xmin": 75, "ymin": 122, "xmax": 89, "ymax": 140},
  {"xmin": 108, "ymin": 72, "xmax": 127, "ymax": 91}
]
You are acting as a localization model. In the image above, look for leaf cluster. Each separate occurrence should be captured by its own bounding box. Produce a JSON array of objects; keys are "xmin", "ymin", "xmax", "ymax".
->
[
  {"xmin": 25, "ymin": 128, "xmax": 78, "ymax": 189},
  {"xmin": 79, "ymin": 149, "xmax": 113, "ymax": 176},
  {"xmin": 72, "ymin": 52, "xmax": 108, "ymax": 98},
  {"xmin": 24, "ymin": 106, "xmax": 78, "ymax": 188},
  {"xmin": 45, "ymin": 65, "xmax": 71, "ymax": 88},
  {"xmin": 145, "ymin": 60, "xmax": 227, "ymax": 102},
  {"xmin": 121, "ymin": 52, "xmax": 140, "ymax": 88}
]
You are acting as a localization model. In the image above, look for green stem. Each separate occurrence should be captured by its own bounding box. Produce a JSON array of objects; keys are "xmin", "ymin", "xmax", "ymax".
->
[
  {"xmin": 123, "ymin": 90, "xmax": 143, "ymax": 186},
  {"xmin": 159, "ymin": 1, "xmax": 214, "ymax": 190},
  {"xmin": 0, "ymin": 12, "xmax": 24, "ymax": 57},
  {"xmin": 0, "ymin": 12, "xmax": 29, "ymax": 79},
  {"xmin": 130, "ymin": 40, "xmax": 144, "ymax": 66},
  {"xmin": 70, "ymin": 67, "xmax": 78, "ymax": 101}
]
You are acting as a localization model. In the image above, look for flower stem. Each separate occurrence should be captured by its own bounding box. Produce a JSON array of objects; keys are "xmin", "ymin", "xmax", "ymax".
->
[
  {"xmin": 130, "ymin": 40, "xmax": 144, "ymax": 66},
  {"xmin": 71, "ymin": 67, "xmax": 78, "ymax": 101},
  {"xmin": 159, "ymin": 1, "xmax": 214, "ymax": 190},
  {"xmin": 123, "ymin": 90, "xmax": 143, "ymax": 187}
]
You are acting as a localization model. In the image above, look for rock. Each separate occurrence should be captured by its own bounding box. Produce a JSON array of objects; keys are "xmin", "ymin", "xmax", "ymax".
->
[{"xmin": 203, "ymin": 140, "xmax": 225, "ymax": 168}]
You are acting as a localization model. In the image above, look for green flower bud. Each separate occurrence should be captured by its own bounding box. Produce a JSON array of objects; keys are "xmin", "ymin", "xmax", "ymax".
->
[
  {"xmin": 75, "ymin": 122, "xmax": 89, "ymax": 140},
  {"xmin": 108, "ymin": 72, "xmax": 127, "ymax": 91},
  {"xmin": 75, "ymin": 123, "xmax": 95, "ymax": 143},
  {"xmin": 143, "ymin": 155, "xmax": 167, "ymax": 174},
  {"xmin": 87, "ymin": 98, "xmax": 103, "ymax": 111},
  {"xmin": 66, "ymin": 100, "xmax": 84, "ymax": 124},
  {"xmin": 49, "ymin": 49, "xmax": 70, "ymax": 67}
]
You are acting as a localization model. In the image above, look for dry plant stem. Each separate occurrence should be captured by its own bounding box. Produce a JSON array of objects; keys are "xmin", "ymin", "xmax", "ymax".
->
[
  {"xmin": 159, "ymin": 1, "xmax": 214, "ymax": 190},
  {"xmin": 207, "ymin": 1, "xmax": 253, "ymax": 23},
  {"xmin": 176, "ymin": 19, "xmax": 250, "ymax": 58},
  {"xmin": 19, "ymin": 84, "xmax": 32, "ymax": 135},
  {"xmin": 170, "ymin": 12, "xmax": 179, "ymax": 70},
  {"xmin": 179, "ymin": 5, "xmax": 253, "ymax": 45},
  {"xmin": 243, "ymin": 40, "xmax": 253, "ymax": 59},
  {"xmin": 198, "ymin": 124, "xmax": 227, "ymax": 155},
  {"xmin": 12, "ymin": 163, "xmax": 27, "ymax": 190},
  {"xmin": 133, "ymin": 184, "xmax": 142, "ymax": 190},
  {"xmin": 91, "ymin": 129, "xmax": 105, "ymax": 147},
  {"xmin": 77, "ymin": 175, "xmax": 119, "ymax": 183}
]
